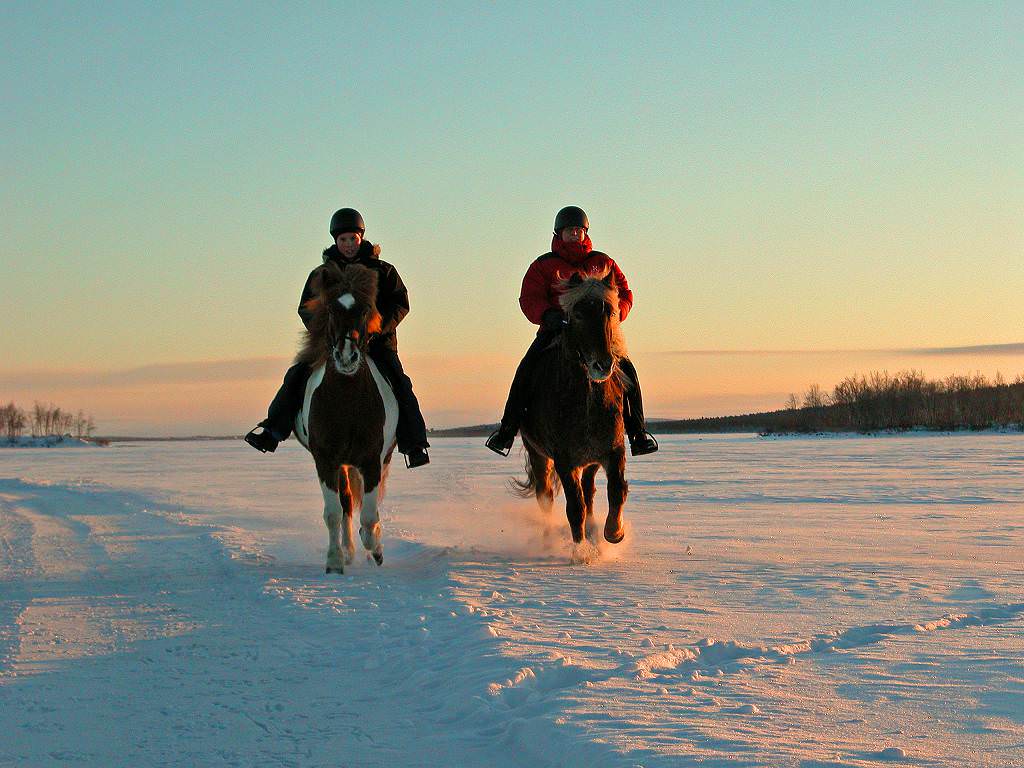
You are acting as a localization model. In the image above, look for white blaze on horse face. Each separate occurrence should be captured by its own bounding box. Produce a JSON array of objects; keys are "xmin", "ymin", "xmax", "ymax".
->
[
  {"xmin": 337, "ymin": 293, "xmax": 356, "ymax": 309},
  {"xmin": 333, "ymin": 337, "xmax": 361, "ymax": 374}
]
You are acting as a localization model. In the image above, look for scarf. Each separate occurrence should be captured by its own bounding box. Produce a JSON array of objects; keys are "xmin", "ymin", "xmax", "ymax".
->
[{"xmin": 550, "ymin": 233, "xmax": 593, "ymax": 264}]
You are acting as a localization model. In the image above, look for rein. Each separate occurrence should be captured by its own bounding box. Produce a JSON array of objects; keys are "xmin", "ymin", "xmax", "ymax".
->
[
  {"xmin": 327, "ymin": 317, "xmax": 367, "ymax": 373},
  {"xmin": 561, "ymin": 306, "xmax": 619, "ymax": 373}
]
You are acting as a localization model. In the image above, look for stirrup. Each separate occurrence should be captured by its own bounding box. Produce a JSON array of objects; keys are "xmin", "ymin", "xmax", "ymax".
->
[
  {"xmin": 629, "ymin": 431, "xmax": 659, "ymax": 457},
  {"xmin": 485, "ymin": 429, "xmax": 513, "ymax": 457},
  {"xmin": 404, "ymin": 447, "xmax": 430, "ymax": 468},
  {"xmin": 244, "ymin": 426, "xmax": 279, "ymax": 453}
]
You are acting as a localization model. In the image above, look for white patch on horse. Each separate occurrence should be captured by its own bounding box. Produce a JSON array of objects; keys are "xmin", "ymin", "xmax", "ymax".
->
[
  {"xmin": 337, "ymin": 293, "xmax": 355, "ymax": 309},
  {"xmin": 366, "ymin": 357, "xmax": 399, "ymax": 468},
  {"xmin": 359, "ymin": 484, "xmax": 383, "ymax": 561},
  {"xmin": 320, "ymin": 481, "xmax": 346, "ymax": 572},
  {"xmin": 296, "ymin": 364, "xmax": 327, "ymax": 448}
]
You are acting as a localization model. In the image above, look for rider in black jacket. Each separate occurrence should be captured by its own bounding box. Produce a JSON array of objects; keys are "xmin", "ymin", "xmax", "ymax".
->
[{"xmin": 244, "ymin": 208, "xmax": 430, "ymax": 467}]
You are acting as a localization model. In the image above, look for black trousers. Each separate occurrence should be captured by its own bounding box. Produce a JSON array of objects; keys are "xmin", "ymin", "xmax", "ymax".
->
[
  {"xmin": 498, "ymin": 330, "xmax": 648, "ymax": 437},
  {"xmin": 264, "ymin": 347, "xmax": 429, "ymax": 453}
]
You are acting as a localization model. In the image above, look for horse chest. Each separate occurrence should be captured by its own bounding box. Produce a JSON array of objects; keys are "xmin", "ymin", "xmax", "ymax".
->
[
  {"xmin": 527, "ymin": 380, "xmax": 622, "ymax": 459},
  {"xmin": 307, "ymin": 371, "xmax": 386, "ymax": 463}
]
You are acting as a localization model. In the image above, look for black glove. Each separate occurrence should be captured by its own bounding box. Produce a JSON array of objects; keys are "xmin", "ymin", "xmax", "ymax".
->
[{"xmin": 541, "ymin": 308, "xmax": 566, "ymax": 332}]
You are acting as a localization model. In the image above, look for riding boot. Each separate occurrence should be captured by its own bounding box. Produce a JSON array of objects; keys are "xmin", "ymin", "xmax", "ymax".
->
[
  {"xmin": 486, "ymin": 328, "xmax": 560, "ymax": 456},
  {"xmin": 619, "ymin": 357, "xmax": 659, "ymax": 456},
  {"xmin": 245, "ymin": 363, "xmax": 310, "ymax": 453},
  {"xmin": 369, "ymin": 346, "xmax": 430, "ymax": 467}
]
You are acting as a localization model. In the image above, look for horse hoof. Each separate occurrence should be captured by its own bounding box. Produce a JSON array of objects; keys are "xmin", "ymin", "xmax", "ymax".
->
[
  {"xmin": 325, "ymin": 566, "xmax": 344, "ymax": 575},
  {"xmin": 373, "ymin": 552, "xmax": 383, "ymax": 566},
  {"xmin": 604, "ymin": 528, "xmax": 625, "ymax": 544}
]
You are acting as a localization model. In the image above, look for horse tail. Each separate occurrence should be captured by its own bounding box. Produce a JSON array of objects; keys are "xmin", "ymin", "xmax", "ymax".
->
[
  {"xmin": 346, "ymin": 466, "xmax": 364, "ymax": 508},
  {"xmin": 508, "ymin": 455, "xmax": 537, "ymax": 498},
  {"xmin": 508, "ymin": 450, "xmax": 560, "ymax": 499}
]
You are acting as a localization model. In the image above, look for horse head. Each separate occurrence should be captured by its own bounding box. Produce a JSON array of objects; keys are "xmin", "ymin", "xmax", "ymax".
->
[
  {"xmin": 558, "ymin": 269, "xmax": 627, "ymax": 384},
  {"xmin": 300, "ymin": 262, "xmax": 382, "ymax": 376}
]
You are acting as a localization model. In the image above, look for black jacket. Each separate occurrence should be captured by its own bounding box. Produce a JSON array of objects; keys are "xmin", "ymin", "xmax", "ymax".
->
[{"xmin": 297, "ymin": 240, "xmax": 410, "ymax": 352}]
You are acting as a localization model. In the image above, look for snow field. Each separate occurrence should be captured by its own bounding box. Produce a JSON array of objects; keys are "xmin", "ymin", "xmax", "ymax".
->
[{"xmin": 1, "ymin": 434, "xmax": 1022, "ymax": 766}]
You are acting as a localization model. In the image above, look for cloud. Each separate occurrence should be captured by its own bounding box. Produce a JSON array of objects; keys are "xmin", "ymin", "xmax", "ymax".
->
[
  {"xmin": 0, "ymin": 357, "xmax": 292, "ymax": 390},
  {"xmin": 897, "ymin": 343, "xmax": 1024, "ymax": 356},
  {"xmin": 658, "ymin": 343, "xmax": 1024, "ymax": 357}
]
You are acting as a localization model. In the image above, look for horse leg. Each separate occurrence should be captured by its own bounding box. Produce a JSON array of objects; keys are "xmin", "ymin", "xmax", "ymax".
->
[
  {"xmin": 358, "ymin": 467, "xmax": 385, "ymax": 566},
  {"xmin": 603, "ymin": 447, "xmax": 628, "ymax": 544},
  {"xmin": 554, "ymin": 463, "xmax": 585, "ymax": 544},
  {"xmin": 527, "ymin": 446, "xmax": 555, "ymax": 516},
  {"xmin": 581, "ymin": 464, "xmax": 599, "ymax": 544},
  {"xmin": 339, "ymin": 467, "xmax": 356, "ymax": 564},
  {"xmin": 320, "ymin": 475, "xmax": 345, "ymax": 574}
]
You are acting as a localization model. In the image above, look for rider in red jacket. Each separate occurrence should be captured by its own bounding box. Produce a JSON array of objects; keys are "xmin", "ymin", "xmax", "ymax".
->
[{"xmin": 486, "ymin": 206, "xmax": 658, "ymax": 457}]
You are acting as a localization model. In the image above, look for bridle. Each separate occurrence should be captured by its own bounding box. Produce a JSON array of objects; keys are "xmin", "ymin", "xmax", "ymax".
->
[
  {"xmin": 327, "ymin": 314, "xmax": 366, "ymax": 372},
  {"xmin": 562, "ymin": 297, "xmax": 619, "ymax": 374}
]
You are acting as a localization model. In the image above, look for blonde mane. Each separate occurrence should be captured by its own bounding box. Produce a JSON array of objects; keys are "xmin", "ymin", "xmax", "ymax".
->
[
  {"xmin": 557, "ymin": 267, "xmax": 629, "ymax": 360},
  {"xmin": 296, "ymin": 263, "xmax": 380, "ymax": 367}
]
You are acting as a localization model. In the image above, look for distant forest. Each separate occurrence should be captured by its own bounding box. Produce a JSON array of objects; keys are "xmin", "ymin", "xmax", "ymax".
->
[
  {"xmin": 1, "ymin": 401, "xmax": 97, "ymax": 439},
  {"xmin": 655, "ymin": 371, "xmax": 1024, "ymax": 434}
]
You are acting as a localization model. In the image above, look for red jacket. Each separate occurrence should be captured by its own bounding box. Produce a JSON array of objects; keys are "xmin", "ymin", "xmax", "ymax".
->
[{"xmin": 518, "ymin": 236, "xmax": 634, "ymax": 324}]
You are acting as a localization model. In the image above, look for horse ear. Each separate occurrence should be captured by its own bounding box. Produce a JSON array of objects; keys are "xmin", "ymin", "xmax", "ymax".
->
[
  {"xmin": 602, "ymin": 272, "xmax": 616, "ymax": 288},
  {"xmin": 314, "ymin": 264, "xmax": 342, "ymax": 295},
  {"xmin": 567, "ymin": 273, "xmax": 584, "ymax": 287}
]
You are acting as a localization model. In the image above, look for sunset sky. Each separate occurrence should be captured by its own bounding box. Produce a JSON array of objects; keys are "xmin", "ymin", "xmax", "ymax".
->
[{"xmin": 3, "ymin": 3, "xmax": 1022, "ymax": 435}]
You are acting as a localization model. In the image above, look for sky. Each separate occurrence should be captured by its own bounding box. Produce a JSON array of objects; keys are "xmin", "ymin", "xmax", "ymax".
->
[{"xmin": 3, "ymin": 2, "xmax": 1022, "ymax": 435}]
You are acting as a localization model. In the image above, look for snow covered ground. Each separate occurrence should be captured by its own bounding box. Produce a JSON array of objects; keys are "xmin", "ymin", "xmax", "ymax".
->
[{"xmin": 1, "ymin": 434, "xmax": 1021, "ymax": 767}]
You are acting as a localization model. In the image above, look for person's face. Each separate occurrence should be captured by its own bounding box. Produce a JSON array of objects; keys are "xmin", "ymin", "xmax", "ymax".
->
[
  {"xmin": 560, "ymin": 226, "xmax": 586, "ymax": 243},
  {"xmin": 335, "ymin": 232, "xmax": 363, "ymax": 258}
]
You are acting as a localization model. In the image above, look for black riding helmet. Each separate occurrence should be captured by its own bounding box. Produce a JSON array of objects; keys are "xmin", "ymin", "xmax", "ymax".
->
[
  {"xmin": 553, "ymin": 206, "xmax": 589, "ymax": 234},
  {"xmin": 329, "ymin": 208, "xmax": 365, "ymax": 237}
]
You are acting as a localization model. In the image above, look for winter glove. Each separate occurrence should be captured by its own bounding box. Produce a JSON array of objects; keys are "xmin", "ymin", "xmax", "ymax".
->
[{"xmin": 541, "ymin": 307, "xmax": 566, "ymax": 331}]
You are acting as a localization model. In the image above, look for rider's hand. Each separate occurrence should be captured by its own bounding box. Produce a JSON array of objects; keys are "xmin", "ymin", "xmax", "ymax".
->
[{"xmin": 541, "ymin": 308, "xmax": 566, "ymax": 331}]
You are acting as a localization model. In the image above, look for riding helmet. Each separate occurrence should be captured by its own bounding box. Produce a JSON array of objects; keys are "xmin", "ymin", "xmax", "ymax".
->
[
  {"xmin": 329, "ymin": 208, "xmax": 366, "ymax": 236},
  {"xmin": 553, "ymin": 206, "xmax": 589, "ymax": 233}
]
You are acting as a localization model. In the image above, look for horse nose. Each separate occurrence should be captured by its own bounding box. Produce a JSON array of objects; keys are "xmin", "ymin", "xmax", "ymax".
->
[{"xmin": 590, "ymin": 358, "xmax": 612, "ymax": 380}]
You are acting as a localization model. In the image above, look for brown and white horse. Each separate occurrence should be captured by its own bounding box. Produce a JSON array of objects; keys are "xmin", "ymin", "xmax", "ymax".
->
[
  {"xmin": 294, "ymin": 262, "xmax": 399, "ymax": 574},
  {"xmin": 515, "ymin": 269, "xmax": 630, "ymax": 562}
]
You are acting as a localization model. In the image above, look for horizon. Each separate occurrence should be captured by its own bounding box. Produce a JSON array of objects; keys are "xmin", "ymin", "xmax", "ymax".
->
[
  {"xmin": 3, "ymin": 3, "xmax": 1022, "ymax": 436},
  {"xmin": 5, "ymin": 344, "xmax": 1024, "ymax": 437}
]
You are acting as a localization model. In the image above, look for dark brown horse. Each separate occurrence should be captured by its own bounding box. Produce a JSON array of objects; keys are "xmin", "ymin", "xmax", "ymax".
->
[
  {"xmin": 515, "ymin": 269, "xmax": 630, "ymax": 562},
  {"xmin": 294, "ymin": 262, "xmax": 399, "ymax": 574}
]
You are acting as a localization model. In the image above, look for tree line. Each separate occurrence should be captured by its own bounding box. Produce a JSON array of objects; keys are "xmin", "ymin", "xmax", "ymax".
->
[
  {"xmin": 777, "ymin": 370, "xmax": 1024, "ymax": 433},
  {"xmin": 1, "ymin": 401, "xmax": 97, "ymax": 440},
  {"xmin": 647, "ymin": 370, "xmax": 1024, "ymax": 434}
]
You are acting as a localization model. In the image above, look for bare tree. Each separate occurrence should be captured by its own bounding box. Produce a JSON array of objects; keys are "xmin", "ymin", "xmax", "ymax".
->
[
  {"xmin": 1, "ymin": 403, "xmax": 27, "ymax": 440},
  {"xmin": 802, "ymin": 384, "xmax": 825, "ymax": 409}
]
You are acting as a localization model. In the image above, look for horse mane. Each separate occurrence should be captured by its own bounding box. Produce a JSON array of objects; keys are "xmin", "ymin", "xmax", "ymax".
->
[
  {"xmin": 557, "ymin": 267, "xmax": 629, "ymax": 361},
  {"xmin": 296, "ymin": 262, "xmax": 380, "ymax": 368}
]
